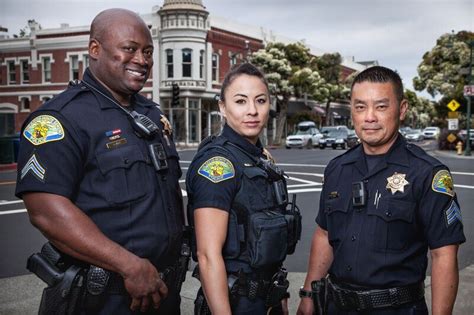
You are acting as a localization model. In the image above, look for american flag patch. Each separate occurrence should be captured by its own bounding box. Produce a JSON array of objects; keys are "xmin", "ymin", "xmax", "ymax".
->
[{"xmin": 445, "ymin": 200, "xmax": 462, "ymax": 226}]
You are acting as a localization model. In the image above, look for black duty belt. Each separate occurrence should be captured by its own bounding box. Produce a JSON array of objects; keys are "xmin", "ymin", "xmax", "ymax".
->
[{"xmin": 328, "ymin": 276, "xmax": 425, "ymax": 311}]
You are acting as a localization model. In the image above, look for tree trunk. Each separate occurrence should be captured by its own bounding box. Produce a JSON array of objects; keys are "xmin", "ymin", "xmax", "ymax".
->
[
  {"xmin": 325, "ymin": 99, "xmax": 331, "ymax": 125},
  {"xmin": 273, "ymin": 97, "xmax": 289, "ymax": 146}
]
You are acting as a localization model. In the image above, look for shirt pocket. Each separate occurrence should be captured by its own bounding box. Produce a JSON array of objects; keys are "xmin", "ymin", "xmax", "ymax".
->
[
  {"xmin": 241, "ymin": 167, "xmax": 274, "ymax": 211},
  {"xmin": 96, "ymin": 144, "xmax": 149, "ymax": 205},
  {"xmin": 324, "ymin": 197, "xmax": 350, "ymax": 246},
  {"xmin": 367, "ymin": 199, "xmax": 416, "ymax": 251}
]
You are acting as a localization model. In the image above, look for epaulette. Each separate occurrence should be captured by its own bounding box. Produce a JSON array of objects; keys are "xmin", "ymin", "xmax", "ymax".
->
[
  {"xmin": 197, "ymin": 135, "xmax": 217, "ymax": 152},
  {"xmin": 405, "ymin": 143, "xmax": 443, "ymax": 167},
  {"xmin": 40, "ymin": 80, "xmax": 90, "ymax": 112}
]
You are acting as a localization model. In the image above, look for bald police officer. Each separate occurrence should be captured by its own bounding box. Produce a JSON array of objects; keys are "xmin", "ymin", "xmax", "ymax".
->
[
  {"xmin": 16, "ymin": 9, "xmax": 185, "ymax": 315},
  {"xmin": 297, "ymin": 66, "xmax": 465, "ymax": 315}
]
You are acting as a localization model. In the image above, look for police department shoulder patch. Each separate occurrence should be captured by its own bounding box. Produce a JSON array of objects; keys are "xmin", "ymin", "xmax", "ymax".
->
[
  {"xmin": 198, "ymin": 156, "xmax": 235, "ymax": 183},
  {"xmin": 432, "ymin": 169, "xmax": 455, "ymax": 197},
  {"xmin": 23, "ymin": 115, "xmax": 65, "ymax": 146},
  {"xmin": 445, "ymin": 199, "xmax": 462, "ymax": 226}
]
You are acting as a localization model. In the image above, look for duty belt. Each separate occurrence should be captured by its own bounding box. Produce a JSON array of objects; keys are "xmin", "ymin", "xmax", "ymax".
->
[{"xmin": 328, "ymin": 276, "xmax": 425, "ymax": 311}]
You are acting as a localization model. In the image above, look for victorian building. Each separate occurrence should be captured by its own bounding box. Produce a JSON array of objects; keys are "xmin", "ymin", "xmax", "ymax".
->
[{"xmin": 0, "ymin": 0, "xmax": 372, "ymax": 146}]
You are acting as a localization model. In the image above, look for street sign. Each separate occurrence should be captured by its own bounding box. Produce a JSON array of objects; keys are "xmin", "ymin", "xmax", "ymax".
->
[
  {"xmin": 447, "ymin": 133, "xmax": 457, "ymax": 143},
  {"xmin": 448, "ymin": 111, "xmax": 460, "ymax": 118},
  {"xmin": 464, "ymin": 85, "xmax": 474, "ymax": 97},
  {"xmin": 447, "ymin": 99, "xmax": 461, "ymax": 112},
  {"xmin": 447, "ymin": 118, "xmax": 459, "ymax": 130}
]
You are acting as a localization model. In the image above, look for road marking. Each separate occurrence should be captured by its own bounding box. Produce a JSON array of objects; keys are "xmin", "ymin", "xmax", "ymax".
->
[
  {"xmin": 288, "ymin": 188, "xmax": 322, "ymax": 194},
  {"xmin": 286, "ymin": 171, "xmax": 324, "ymax": 177},
  {"xmin": 0, "ymin": 209, "xmax": 27, "ymax": 215},
  {"xmin": 288, "ymin": 176, "xmax": 319, "ymax": 185},
  {"xmin": 0, "ymin": 200, "xmax": 23, "ymax": 205},
  {"xmin": 278, "ymin": 163, "xmax": 326, "ymax": 168},
  {"xmin": 0, "ymin": 181, "xmax": 16, "ymax": 186},
  {"xmin": 455, "ymin": 184, "xmax": 474, "ymax": 189},
  {"xmin": 288, "ymin": 183, "xmax": 322, "ymax": 188},
  {"xmin": 452, "ymin": 171, "xmax": 474, "ymax": 176}
]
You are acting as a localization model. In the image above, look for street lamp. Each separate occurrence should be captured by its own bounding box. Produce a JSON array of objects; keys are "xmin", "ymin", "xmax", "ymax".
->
[{"xmin": 465, "ymin": 40, "xmax": 473, "ymax": 156}]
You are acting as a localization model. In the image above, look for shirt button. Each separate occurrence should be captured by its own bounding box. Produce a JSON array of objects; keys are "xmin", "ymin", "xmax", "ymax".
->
[
  {"xmin": 347, "ymin": 265, "xmax": 352, "ymax": 271},
  {"xmin": 123, "ymin": 158, "xmax": 129, "ymax": 164},
  {"xmin": 351, "ymin": 235, "xmax": 356, "ymax": 241},
  {"xmin": 385, "ymin": 211, "xmax": 392, "ymax": 217}
]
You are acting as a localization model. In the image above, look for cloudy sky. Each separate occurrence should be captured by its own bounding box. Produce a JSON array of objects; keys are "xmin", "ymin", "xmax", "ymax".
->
[{"xmin": 1, "ymin": 0, "xmax": 472, "ymax": 96}]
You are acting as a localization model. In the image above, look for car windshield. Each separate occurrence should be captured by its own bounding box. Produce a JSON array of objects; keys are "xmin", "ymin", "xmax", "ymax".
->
[
  {"xmin": 327, "ymin": 130, "xmax": 347, "ymax": 137},
  {"xmin": 295, "ymin": 129, "xmax": 312, "ymax": 135}
]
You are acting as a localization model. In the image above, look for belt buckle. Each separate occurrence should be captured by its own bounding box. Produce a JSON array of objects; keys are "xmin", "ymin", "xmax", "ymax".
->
[
  {"xmin": 342, "ymin": 289, "xmax": 360, "ymax": 310},
  {"xmin": 389, "ymin": 288, "xmax": 400, "ymax": 306}
]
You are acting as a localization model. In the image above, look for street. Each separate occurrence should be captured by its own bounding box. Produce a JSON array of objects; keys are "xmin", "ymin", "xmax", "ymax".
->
[{"xmin": 1, "ymin": 139, "xmax": 473, "ymax": 278}]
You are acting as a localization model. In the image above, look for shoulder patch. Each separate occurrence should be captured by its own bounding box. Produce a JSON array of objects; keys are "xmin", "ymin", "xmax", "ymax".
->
[
  {"xmin": 432, "ymin": 169, "xmax": 455, "ymax": 197},
  {"xmin": 445, "ymin": 199, "xmax": 462, "ymax": 226},
  {"xmin": 198, "ymin": 156, "xmax": 235, "ymax": 183},
  {"xmin": 23, "ymin": 115, "xmax": 64, "ymax": 146}
]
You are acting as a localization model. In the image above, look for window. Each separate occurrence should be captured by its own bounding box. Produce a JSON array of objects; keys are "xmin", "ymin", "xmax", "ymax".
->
[
  {"xmin": 230, "ymin": 52, "xmax": 237, "ymax": 67},
  {"xmin": 212, "ymin": 53, "xmax": 219, "ymax": 82},
  {"xmin": 166, "ymin": 49, "xmax": 174, "ymax": 78},
  {"xmin": 189, "ymin": 99, "xmax": 199, "ymax": 142},
  {"xmin": 70, "ymin": 55, "xmax": 79, "ymax": 80},
  {"xmin": 42, "ymin": 57, "xmax": 51, "ymax": 82},
  {"xmin": 199, "ymin": 50, "xmax": 205, "ymax": 79},
  {"xmin": 20, "ymin": 97, "xmax": 30, "ymax": 111},
  {"xmin": 21, "ymin": 60, "xmax": 29, "ymax": 83},
  {"xmin": 83, "ymin": 55, "xmax": 89, "ymax": 69},
  {"xmin": 7, "ymin": 61, "xmax": 16, "ymax": 84},
  {"xmin": 182, "ymin": 49, "xmax": 192, "ymax": 78}
]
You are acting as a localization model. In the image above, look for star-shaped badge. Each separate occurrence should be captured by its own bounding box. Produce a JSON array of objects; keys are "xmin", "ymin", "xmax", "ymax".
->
[{"xmin": 386, "ymin": 172, "xmax": 409, "ymax": 194}]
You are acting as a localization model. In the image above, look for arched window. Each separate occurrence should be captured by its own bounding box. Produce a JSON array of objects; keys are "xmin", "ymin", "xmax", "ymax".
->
[{"xmin": 182, "ymin": 49, "xmax": 192, "ymax": 78}]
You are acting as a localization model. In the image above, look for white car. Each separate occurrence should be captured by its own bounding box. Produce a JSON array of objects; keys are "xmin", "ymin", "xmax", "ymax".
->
[
  {"xmin": 423, "ymin": 126, "xmax": 441, "ymax": 139},
  {"xmin": 286, "ymin": 127, "xmax": 323, "ymax": 149},
  {"xmin": 405, "ymin": 129, "xmax": 424, "ymax": 142}
]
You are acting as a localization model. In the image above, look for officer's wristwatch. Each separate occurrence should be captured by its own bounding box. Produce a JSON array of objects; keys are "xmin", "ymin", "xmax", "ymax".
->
[{"xmin": 299, "ymin": 286, "xmax": 313, "ymax": 298}]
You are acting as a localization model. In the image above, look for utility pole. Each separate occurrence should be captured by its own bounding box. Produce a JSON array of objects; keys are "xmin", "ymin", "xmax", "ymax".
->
[{"xmin": 465, "ymin": 40, "xmax": 473, "ymax": 156}]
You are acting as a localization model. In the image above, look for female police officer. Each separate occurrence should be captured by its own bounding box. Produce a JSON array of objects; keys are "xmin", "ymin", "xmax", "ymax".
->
[{"xmin": 186, "ymin": 63, "xmax": 299, "ymax": 314}]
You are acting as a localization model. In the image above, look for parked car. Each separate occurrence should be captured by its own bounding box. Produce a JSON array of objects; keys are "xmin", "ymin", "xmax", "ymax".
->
[
  {"xmin": 423, "ymin": 126, "xmax": 441, "ymax": 139},
  {"xmin": 285, "ymin": 121, "xmax": 323, "ymax": 149},
  {"xmin": 319, "ymin": 127, "xmax": 352, "ymax": 149},
  {"xmin": 457, "ymin": 129, "xmax": 474, "ymax": 148},
  {"xmin": 347, "ymin": 129, "xmax": 360, "ymax": 148},
  {"xmin": 399, "ymin": 126, "xmax": 413, "ymax": 137},
  {"xmin": 405, "ymin": 129, "xmax": 424, "ymax": 142}
]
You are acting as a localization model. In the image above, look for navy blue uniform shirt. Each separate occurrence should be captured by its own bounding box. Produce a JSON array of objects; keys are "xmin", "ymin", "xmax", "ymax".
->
[
  {"xmin": 15, "ymin": 68, "xmax": 184, "ymax": 268},
  {"xmin": 186, "ymin": 124, "xmax": 265, "ymax": 214},
  {"xmin": 316, "ymin": 135, "xmax": 465, "ymax": 288}
]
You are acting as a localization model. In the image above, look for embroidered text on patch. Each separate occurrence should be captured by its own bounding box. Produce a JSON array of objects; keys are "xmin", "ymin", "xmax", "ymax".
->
[
  {"xmin": 198, "ymin": 156, "xmax": 235, "ymax": 183},
  {"xmin": 432, "ymin": 169, "xmax": 454, "ymax": 197},
  {"xmin": 21, "ymin": 154, "xmax": 46, "ymax": 181},
  {"xmin": 445, "ymin": 200, "xmax": 462, "ymax": 226},
  {"xmin": 23, "ymin": 115, "xmax": 65, "ymax": 145}
]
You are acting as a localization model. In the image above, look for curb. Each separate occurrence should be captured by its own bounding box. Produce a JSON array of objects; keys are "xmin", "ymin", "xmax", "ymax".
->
[{"xmin": 0, "ymin": 163, "xmax": 17, "ymax": 172}]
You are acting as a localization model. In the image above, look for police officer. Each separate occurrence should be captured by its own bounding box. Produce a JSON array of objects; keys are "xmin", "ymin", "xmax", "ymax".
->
[
  {"xmin": 297, "ymin": 66, "xmax": 465, "ymax": 315},
  {"xmin": 16, "ymin": 9, "xmax": 185, "ymax": 314},
  {"xmin": 187, "ymin": 63, "xmax": 298, "ymax": 314}
]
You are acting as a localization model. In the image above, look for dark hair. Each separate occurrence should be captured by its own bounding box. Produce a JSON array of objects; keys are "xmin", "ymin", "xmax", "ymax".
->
[
  {"xmin": 220, "ymin": 63, "xmax": 269, "ymax": 101},
  {"xmin": 351, "ymin": 66, "xmax": 404, "ymax": 104}
]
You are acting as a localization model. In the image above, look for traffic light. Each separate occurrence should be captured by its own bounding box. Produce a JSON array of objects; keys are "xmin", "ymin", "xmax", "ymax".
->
[{"xmin": 172, "ymin": 83, "xmax": 180, "ymax": 107}]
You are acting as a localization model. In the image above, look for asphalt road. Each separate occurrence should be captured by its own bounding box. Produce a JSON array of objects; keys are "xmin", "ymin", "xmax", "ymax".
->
[{"xmin": 1, "ymin": 140, "xmax": 473, "ymax": 279}]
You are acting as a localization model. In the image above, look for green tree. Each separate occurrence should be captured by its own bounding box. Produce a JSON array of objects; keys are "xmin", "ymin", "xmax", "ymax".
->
[
  {"xmin": 15, "ymin": 19, "xmax": 42, "ymax": 38},
  {"xmin": 413, "ymin": 31, "xmax": 473, "ymax": 99},
  {"xmin": 251, "ymin": 42, "xmax": 325, "ymax": 145},
  {"xmin": 404, "ymin": 89, "xmax": 436, "ymax": 128},
  {"xmin": 311, "ymin": 53, "xmax": 349, "ymax": 125}
]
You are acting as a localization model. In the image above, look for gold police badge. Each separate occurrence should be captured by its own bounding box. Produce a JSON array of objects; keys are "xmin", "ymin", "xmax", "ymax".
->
[{"xmin": 386, "ymin": 172, "xmax": 409, "ymax": 194}]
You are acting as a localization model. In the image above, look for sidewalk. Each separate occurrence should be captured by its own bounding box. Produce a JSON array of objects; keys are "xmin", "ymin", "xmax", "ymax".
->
[{"xmin": 1, "ymin": 266, "xmax": 473, "ymax": 314}]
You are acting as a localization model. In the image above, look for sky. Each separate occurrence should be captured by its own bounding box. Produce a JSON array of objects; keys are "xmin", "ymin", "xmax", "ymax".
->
[{"xmin": 1, "ymin": 0, "xmax": 472, "ymax": 97}]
